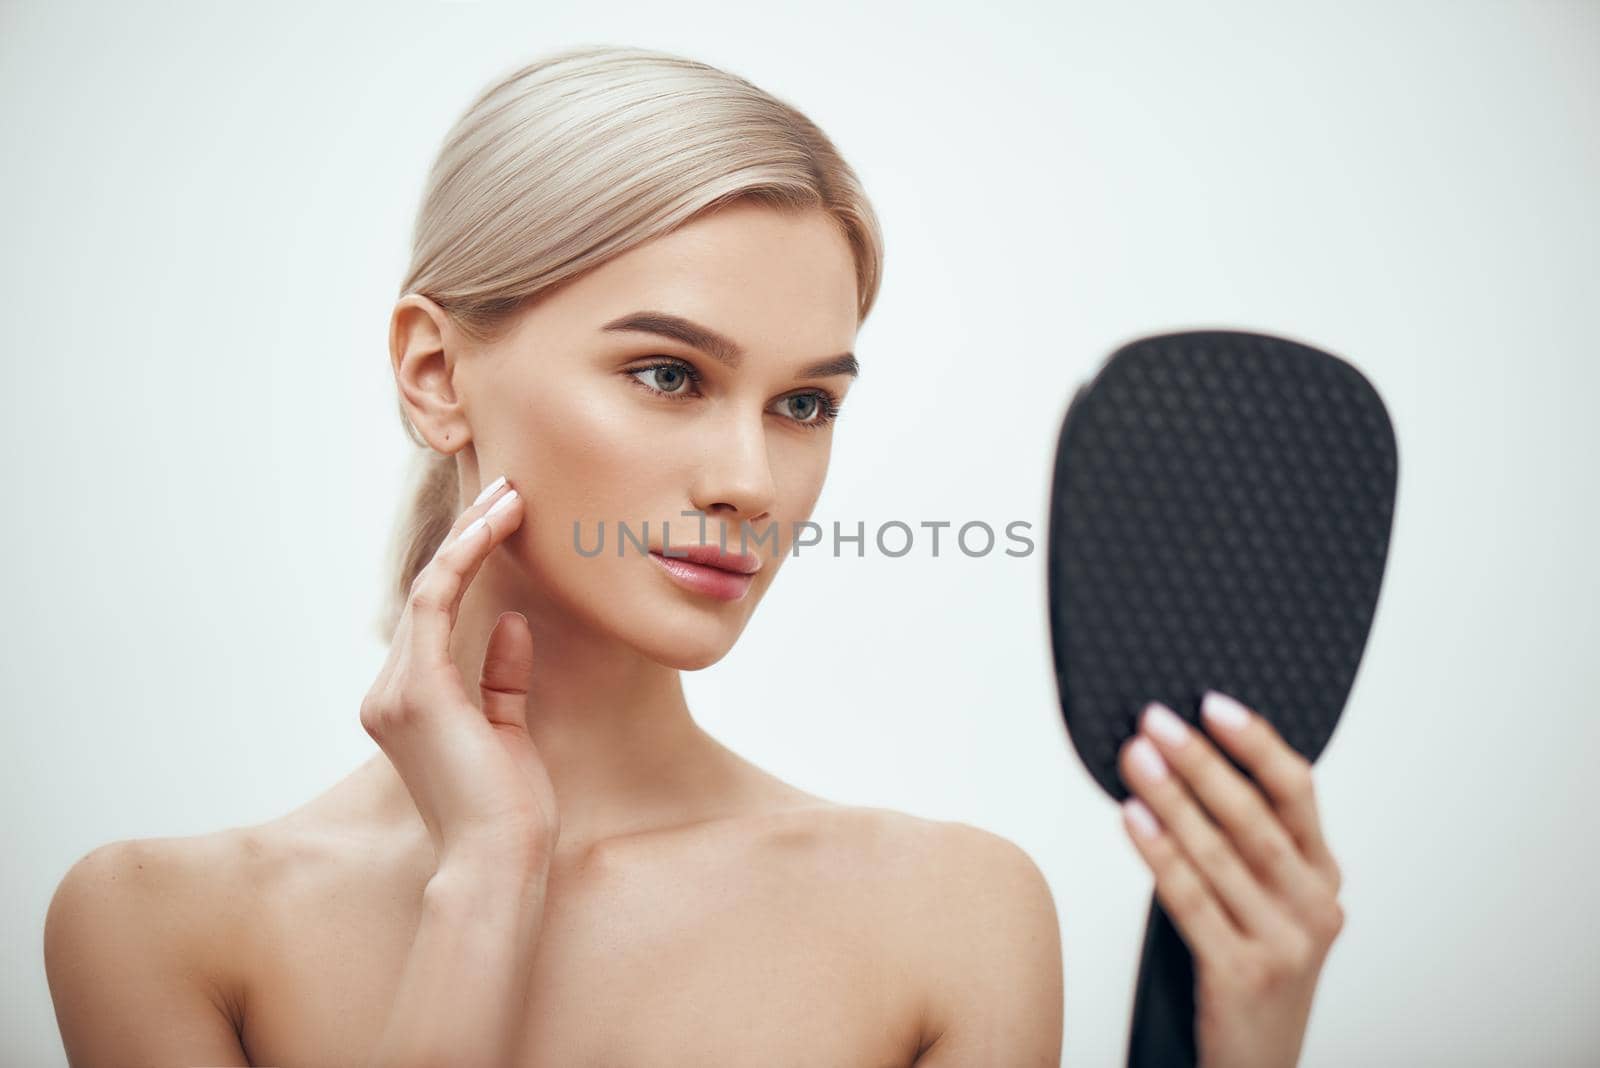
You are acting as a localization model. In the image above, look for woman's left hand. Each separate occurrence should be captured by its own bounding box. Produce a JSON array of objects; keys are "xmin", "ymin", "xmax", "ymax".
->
[{"xmin": 1118, "ymin": 690, "xmax": 1346, "ymax": 1068}]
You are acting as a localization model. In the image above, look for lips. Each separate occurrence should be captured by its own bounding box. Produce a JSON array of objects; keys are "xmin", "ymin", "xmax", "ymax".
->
[
  {"xmin": 646, "ymin": 542, "xmax": 760, "ymax": 603},
  {"xmin": 650, "ymin": 542, "xmax": 762, "ymax": 575}
]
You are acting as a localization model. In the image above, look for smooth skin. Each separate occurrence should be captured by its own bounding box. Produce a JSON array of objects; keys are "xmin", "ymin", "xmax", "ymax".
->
[
  {"xmin": 42, "ymin": 198, "xmax": 1341, "ymax": 1066},
  {"xmin": 359, "ymin": 482, "xmax": 552, "ymax": 1067},
  {"xmin": 43, "ymin": 201, "xmax": 1064, "ymax": 1067}
]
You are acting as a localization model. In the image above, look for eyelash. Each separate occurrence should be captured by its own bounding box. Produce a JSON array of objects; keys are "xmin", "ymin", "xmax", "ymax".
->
[{"xmin": 626, "ymin": 358, "xmax": 842, "ymax": 430}]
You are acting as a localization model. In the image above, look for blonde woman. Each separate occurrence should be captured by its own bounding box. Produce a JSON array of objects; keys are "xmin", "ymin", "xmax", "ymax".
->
[{"xmin": 43, "ymin": 45, "xmax": 1344, "ymax": 1067}]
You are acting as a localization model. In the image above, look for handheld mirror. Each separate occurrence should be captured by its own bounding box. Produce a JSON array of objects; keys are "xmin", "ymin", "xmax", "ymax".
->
[{"xmin": 1045, "ymin": 329, "xmax": 1398, "ymax": 1067}]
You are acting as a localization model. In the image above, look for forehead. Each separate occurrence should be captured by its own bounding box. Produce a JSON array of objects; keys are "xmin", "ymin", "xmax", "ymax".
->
[{"xmin": 535, "ymin": 202, "xmax": 860, "ymax": 360}]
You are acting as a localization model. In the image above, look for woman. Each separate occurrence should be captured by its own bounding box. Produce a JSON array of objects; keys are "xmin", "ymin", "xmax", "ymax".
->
[{"xmin": 43, "ymin": 44, "xmax": 1344, "ymax": 1067}]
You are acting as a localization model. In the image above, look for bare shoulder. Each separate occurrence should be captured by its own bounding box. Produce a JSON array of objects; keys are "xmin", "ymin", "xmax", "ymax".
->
[
  {"xmin": 766, "ymin": 803, "xmax": 1056, "ymax": 908},
  {"xmin": 46, "ymin": 825, "xmax": 282, "ymax": 983},
  {"xmin": 743, "ymin": 803, "xmax": 1055, "ymax": 902},
  {"xmin": 784, "ymin": 806, "xmax": 1063, "ymax": 1065},
  {"xmin": 44, "ymin": 827, "xmax": 274, "ymax": 1065}
]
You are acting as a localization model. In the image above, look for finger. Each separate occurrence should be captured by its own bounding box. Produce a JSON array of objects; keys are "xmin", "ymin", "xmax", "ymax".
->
[
  {"xmin": 1200, "ymin": 690, "xmax": 1341, "ymax": 888},
  {"xmin": 440, "ymin": 473, "xmax": 515, "ymax": 551},
  {"xmin": 1119, "ymin": 733, "xmax": 1292, "ymax": 941},
  {"xmin": 1121, "ymin": 797, "xmax": 1246, "ymax": 963},
  {"xmin": 479, "ymin": 611, "xmax": 535, "ymax": 732},
  {"xmin": 387, "ymin": 476, "xmax": 512, "ymax": 652},
  {"xmin": 404, "ymin": 480, "xmax": 525, "ymax": 675},
  {"xmin": 1136, "ymin": 701, "xmax": 1333, "ymax": 925}
]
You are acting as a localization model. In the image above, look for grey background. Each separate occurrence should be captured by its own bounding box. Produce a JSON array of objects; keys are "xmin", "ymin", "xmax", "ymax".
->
[{"xmin": 3, "ymin": 1, "xmax": 1596, "ymax": 1064}]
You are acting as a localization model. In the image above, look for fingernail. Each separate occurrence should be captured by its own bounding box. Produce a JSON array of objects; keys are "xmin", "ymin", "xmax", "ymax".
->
[
  {"xmin": 1129, "ymin": 736, "xmax": 1168, "ymax": 781},
  {"xmin": 1123, "ymin": 798, "xmax": 1160, "ymax": 839},
  {"xmin": 1142, "ymin": 702, "xmax": 1189, "ymax": 746},
  {"xmin": 485, "ymin": 488, "xmax": 520, "ymax": 519},
  {"xmin": 1201, "ymin": 690, "xmax": 1251, "ymax": 731},
  {"xmin": 473, "ymin": 474, "xmax": 508, "ymax": 507}
]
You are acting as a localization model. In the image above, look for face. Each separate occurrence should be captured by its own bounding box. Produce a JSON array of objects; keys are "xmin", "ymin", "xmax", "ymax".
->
[{"xmin": 392, "ymin": 201, "xmax": 861, "ymax": 670}]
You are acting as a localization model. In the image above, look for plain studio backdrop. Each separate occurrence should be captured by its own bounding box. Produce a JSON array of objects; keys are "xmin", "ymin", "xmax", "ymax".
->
[{"xmin": 3, "ymin": 1, "xmax": 1596, "ymax": 1065}]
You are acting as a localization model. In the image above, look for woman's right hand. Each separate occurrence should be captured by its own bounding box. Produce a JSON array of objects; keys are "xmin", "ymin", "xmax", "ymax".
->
[{"xmin": 359, "ymin": 474, "xmax": 559, "ymax": 872}]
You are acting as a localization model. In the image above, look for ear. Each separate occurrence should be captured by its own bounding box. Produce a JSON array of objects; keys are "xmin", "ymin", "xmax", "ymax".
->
[{"xmin": 390, "ymin": 293, "xmax": 472, "ymax": 453}]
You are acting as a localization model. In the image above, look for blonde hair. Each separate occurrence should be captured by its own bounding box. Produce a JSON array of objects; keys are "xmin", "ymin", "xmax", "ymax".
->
[{"xmin": 376, "ymin": 44, "xmax": 885, "ymax": 641}]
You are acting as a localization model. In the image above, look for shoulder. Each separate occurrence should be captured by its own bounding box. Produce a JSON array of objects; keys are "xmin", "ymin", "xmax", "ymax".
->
[
  {"xmin": 48, "ymin": 832, "xmax": 238, "ymax": 942},
  {"xmin": 44, "ymin": 828, "xmax": 275, "ymax": 1061},
  {"xmin": 46, "ymin": 828, "xmax": 270, "ymax": 985},
  {"xmin": 742, "ymin": 804, "xmax": 1056, "ymax": 908},
  {"xmin": 797, "ymin": 807, "xmax": 1064, "ymax": 1065},
  {"xmin": 765, "ymin": 803, "xmax": 1056, "ymax": 904},
  {"xmin": 45, "ymin": 817, "xmax": 354, "ymax": 997}
]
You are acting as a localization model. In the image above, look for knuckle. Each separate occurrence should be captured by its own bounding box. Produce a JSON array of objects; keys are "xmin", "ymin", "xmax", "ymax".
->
[
  {"xmin": 1211, "ymin": 793, "xmax": 1253, "ymax": 832},
  {"xmin": 1255, "ymin": 931, "xmax": 1313, "ymax": 986},
  {"xmin": 408, "ymin": 577, "xmax": 449, "ymax": 615},
  {"xmin": 1192, "ymin": 834, "xmax": 1230, "ymax": 874},
  {"xmin": 1282, "ymin": 755, "xmax": 1315, "ymax": 798},
  {"xmin": 407, "ymin": 572, "xmax": 437, "ymax": 608},
  {"xmin": 1161, "ymin": 868, "xmax": 1208, "ymax": 919},
  {"xmin": 1253, "ymin": 825, "xmax": 1292, "ymax": 867},
  {"xmin": 358, "ymin": 690, "xmax": 394, "ymax": 737},
  {"xmin": 408, "ymin": 561, "xmax": 457, "ymax": 606},
  {"xmin": 368, "ymin": 672, "xmax": 423, "ymax": 731},
  {"xmin": 1278, "ymin": 930, "xmax": 1315, "ymax": 976},
  {"xmin": 1319, "ymin": 899, "xmax": 1346, "ymax": 942},
  {"xmin": 408, "ymin": 566, "xmax": 431, "ymax": 600}
]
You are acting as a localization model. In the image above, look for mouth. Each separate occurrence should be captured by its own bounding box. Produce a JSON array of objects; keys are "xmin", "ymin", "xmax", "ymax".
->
[
  {"xmin": 647, "ymin": 544, "xmax": 761, "ymax": 602},
  {"xmin": 652, "ymin": 542, "xmax": 763, "ymax": 574}
]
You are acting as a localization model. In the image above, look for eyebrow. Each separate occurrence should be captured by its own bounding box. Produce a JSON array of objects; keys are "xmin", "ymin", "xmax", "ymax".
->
[{"xmin": 600, "ymin": 310, "xmax": 859, "ymax": 380}]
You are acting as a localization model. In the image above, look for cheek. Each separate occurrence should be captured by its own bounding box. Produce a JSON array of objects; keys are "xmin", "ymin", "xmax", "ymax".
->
[
  {"xmin": 517, "ymin": 382, "xmax": 666, "ymax": 524},
  {"xmin": 774, "ymin": 442, "xmax": 830, "ymax": 521},
  {"xmin": 495, "ymin": 394, "xmax": 656, "ymax": 634},
  {"xmin": 504, "ymin": 383, "xmax": 694, "ymax": 613},
  {"xmin": 493, "ymin": 375, "xmax": 831, "ymax": 579}
]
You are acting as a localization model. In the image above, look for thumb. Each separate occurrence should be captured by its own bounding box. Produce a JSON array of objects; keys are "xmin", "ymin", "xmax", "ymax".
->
[{"xmin": 478, "ymin": 610, "xmax": 535, "ymax": 732}]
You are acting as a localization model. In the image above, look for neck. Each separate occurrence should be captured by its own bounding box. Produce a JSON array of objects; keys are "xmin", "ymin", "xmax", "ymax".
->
[{"xmin": 360, "ymin": 549, "xmax": 785, "ymax": 862}]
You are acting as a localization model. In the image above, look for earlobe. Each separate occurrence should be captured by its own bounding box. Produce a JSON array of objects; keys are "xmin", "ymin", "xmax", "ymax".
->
[{"xmin": 390, "ymin": 294, "xmax": 471, "ymax": 454}]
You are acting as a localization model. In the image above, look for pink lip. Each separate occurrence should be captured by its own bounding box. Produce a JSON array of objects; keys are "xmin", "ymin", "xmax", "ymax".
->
[
  {"xmin": 652, "ymin": 542, "xmax": 763, "ymax": 574},
  {"xmin": 648, "ymin": 547, "xmax": 758, "ymax": 602}
]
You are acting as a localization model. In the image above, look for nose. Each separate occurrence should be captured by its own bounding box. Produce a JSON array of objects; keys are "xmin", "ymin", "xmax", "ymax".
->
[{"xmin": 688, "ymin": 410, "xmax": 778, "ymax": 527}]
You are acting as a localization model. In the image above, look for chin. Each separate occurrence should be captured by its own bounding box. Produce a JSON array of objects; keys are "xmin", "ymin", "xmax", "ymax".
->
[
  {"xmin": 625, "ymin": 623, "xmax": 739, "ymax": 671},
  {"xmin": 623, "ymin": 586, "xmax": 758, "ymax": 670},
  {"xmin": 545, "ymin": 549, "xmax": 767, "ymax": 669}
]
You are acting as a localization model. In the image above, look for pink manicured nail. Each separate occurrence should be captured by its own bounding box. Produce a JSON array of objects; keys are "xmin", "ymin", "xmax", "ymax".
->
[
  {"xmin": 1123, "ymin": 798, "xmax": 1160, "ymax": 839},
  {"xmin": 1129, "ymin": 736, "xmax": 1168, "ymax": 781},
  {"xmin": 1201, "ymin": 690, "xmax": 1251, "ymax": 731},
  {"xmin": 1142, "ymin": 702, "xmax": 1189, "ymax": 746},
  {"xmin": 485, "ymin": 488, "xmax": 520, "ymax": 519},
  {"xmin": 473, "ymin": 474, "xmax": 507, "ymax": 507}
]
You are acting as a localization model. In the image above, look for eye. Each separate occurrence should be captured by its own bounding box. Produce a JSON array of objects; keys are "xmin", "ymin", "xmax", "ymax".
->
[
  {"xmin": 627, "ymin": 360, "xmax": 702, "ymax": 399},
  {"xmin": 771, "ymin": 391, "xmax": 841, "ymax": 430},
  {"xmin": 626, "ymin": 358, "xmax": 842, "ymax": 430}
]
